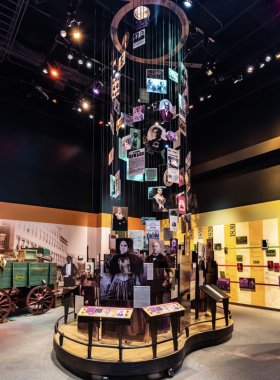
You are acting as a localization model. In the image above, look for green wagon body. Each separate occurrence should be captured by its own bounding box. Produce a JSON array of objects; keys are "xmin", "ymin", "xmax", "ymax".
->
[{"xmin": 0, "ymin": 262, "xmax": 57, "ymax": 289}]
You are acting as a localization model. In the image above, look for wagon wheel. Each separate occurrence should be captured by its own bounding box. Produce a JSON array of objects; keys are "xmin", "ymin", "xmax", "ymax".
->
[
  {"xmin": 27, "ymin": 286, "xmax": 54, "ymax": 315},
  {"xmin": 0, "ymin": 290, "xmax": 12, "ymax": 323}
]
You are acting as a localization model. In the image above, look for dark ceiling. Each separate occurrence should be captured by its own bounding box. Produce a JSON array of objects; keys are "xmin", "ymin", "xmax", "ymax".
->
[{"xmin": 0, "ymin": 0, "xmax": 280, "ymax": 129}]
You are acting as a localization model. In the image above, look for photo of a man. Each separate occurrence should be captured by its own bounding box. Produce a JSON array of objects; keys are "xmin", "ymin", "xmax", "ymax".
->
[
  {"xmin": 133, "ymin": 105, "xmax": 144, "ymax": 122},
  {"xmin": 147, "ymin": 125, "xmax": 167, "ymax": 152},
  {"xmin": 159, "ymin": 99, "xmax": 174, "ymax": 122},
  {"xmin": 131, "ymin": 129, "xmax": 141, "ymax": 150}
]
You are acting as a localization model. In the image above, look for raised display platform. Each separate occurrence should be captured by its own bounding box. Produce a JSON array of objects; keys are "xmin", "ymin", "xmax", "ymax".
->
[{"xmin": 53, "ymin": 310, "xmax": 233, "ymax": 380}]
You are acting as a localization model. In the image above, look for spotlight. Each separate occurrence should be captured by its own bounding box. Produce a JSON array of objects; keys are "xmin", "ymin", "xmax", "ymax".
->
[
  {"xmin": 99, "ymin": 121, "xmax": 103, "ymax": 125},
  {"xmin": 83, "ymin": 102, "xmax": 88, "ymax": 109},
  {"xmin": 78, "ymin": 57, "xmax": 84, "ymax": 65},
  {"xmin": 72, "ymin": 21, "xmax": 80, "ymax": 39},
  {"xmin": 115, "ymin": 71, "xmax": 121, "ymax": 78},
  {"xmin": 206, "ymin": 91, "xmax": 211, "ymax": 99},
  {"xmin": 232, "ymin": 74, "xmax": 239, "ymax": 84},
  {"xmin": 199, "ymin": 95, "xmax": 205, "ymax": 102},
  {"xmin": 89, "ymin": 114, "xmax": 93, "ymax": 119},
  {"xmin": 42, "ymin": 62, "xmax": 48, "ymax": 74},
  {"xmin": 93, "ymin": 88, "xmax": 99, "ymax": 94},
  {"xmin": 275, "ymin": 49, "xmax": 280, "ymax": 59},
  {"xmin": 155, "ymin": 122, "xmax": 159, "ymax": 125},
  {"xmin": 257, "ymin": 59, "xmax": 265, "ymax": 68},
  {"xmin": 184, "ymin": 0, "xmax": 193, "ymax": 8},
  {"xmin": 67, "ymin": 50, "xmax": 74, "ymax": 60},
  {"xmin": 52, "ymin": 99, "xmax": 57, "ymax": 103},
  {"xmin": 247, "ymin": 64, "xmax": 254, "ymax": 73},
  {"xmin": 86, "ymin": 60, "xmax": 92, "ymax": 68},
  {"xmin": 232, "ymin": 72, "xmax": 243, "ymax": 83},
  {"xmin": 77, "ymin": 107, "xmax": 82, "ymax": 112},
  {"xmin": 205, "ymin": 67, "xmax": 213, "ymax": 76},
  {"xmin": 265, "ymin": 53, "xmax": 272, "ymax": 62},
  {"xmin": 189, "ymin": 104, "xmax": 194, "ymax": 109},
  {"xmin": 165, "ymin": 144, "xmax": 169, "ymax": 148},
  {"xmin": 51, "ymin": 68, "xmax": 59, "ymax": 77},
  {"xmin": 122, "ymin": 124, "xmax": 125, "ymax": 128},
  {"xmin": 60, "ymin": 30, "xmax": 67, "ymax": 38}
]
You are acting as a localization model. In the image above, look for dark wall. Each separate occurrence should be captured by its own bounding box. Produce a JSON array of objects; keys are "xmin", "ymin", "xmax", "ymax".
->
[{"xmin": 0, "ymin": 100, "xmax": 97, "ymax": 213}]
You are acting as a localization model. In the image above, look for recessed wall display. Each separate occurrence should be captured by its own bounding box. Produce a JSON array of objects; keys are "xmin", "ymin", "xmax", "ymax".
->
[
  {"xmin": 164, "ymin": 169, "xmax": 173, "ymax": 186},
  {"xmin": 108, "ymin": 148, "xmax": 114, "ymax": 165},
  {"xmin": 136, "ymin": 16, "xmax": 149, "ymax": 30},
  {"xmin": 168, "ymin": 68, "xmax": 178, "ymax": 83},
  {"xmin": 119, "ymin": 51, "xmax": 125, "ymax": 70},
  {"xmin": 114, "ymin": 97, "xmax": 120, "ymax": 114},
  {"xmin": 145, "ymin": 168, "xmax": 157, "ymax": 181},
  {"xmin": 133, "ymin": 29, "xmax": 145, "ymax": 49},
  {"xmin": 236, "ymin": 236, "xmax": 248, "ymax": 244},
  {"xmin": 148, "ymin": 186, "xmax": 166, "ymax": 199},
  {"xmin": 159, "ymin": 99, "xmax": 174, "ymax": 121},
  {"xmin": 179, "ymin": 168, "xmax": 184, "ymax": 187},
  {"xmin": 121, "ymin": 32, "xmax": 130, "ymax": 50},
  {"xmin": 130, "ymin": 128, "xmax": 141, "ymax": 150},
  {"xmin": 178, "ymin": 118, "xmax": 186, "ymax": 137},
  {"xmin": 147, "ymin": 125, "xmax": 167, "ymax": 152},
  {"xmin": 112, "ymin": 207, "xmax": 128, "ymax": 232},
  {"xmin": 134, "ymin": 6, "xmax": 150, "ymax": 20},
  {"xmin": 217, "ymin": 278, "xmax": 230, "ymax": 291},
  {"xmin": 122, "ymin": 135, "xmax": 131, "ymax": 152},
  {"xmin": 146, "ymin": 69, "xmax": 164, "ymax": 79},
  {"xmin": 152, "ymin": 188, "xmax": 169, "ymax": 212},
  {"xmin": 133, "ymin": 105, "xmax": 145, "ymax": 122},
  {"xmin": 167, "ymin": 148, "xmax": 179, "ymax": 184},
  {"xmin": 121, "ymin": 112, "xmax": 133, "ymax": 127},
  {"xmin": 128, "ymin": 148, "xmax": 145, "ymax": 176},
  {"xmin": 111, "ymin": 76, "xmax": 120, "ymax": 99},
  {"xmin": 178, "ymin": 93, "xmax": 186, "ymax": 123},
  {"xmin": 146, "ymin": 78, "xmax": 167, "ymax": 94}
]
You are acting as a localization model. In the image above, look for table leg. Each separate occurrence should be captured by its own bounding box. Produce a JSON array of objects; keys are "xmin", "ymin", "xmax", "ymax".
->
[
  {"xmin": 87, "ymin": 318, "xmax": 93, "ymax": 359},
  {"xmin": 118, "ymin": 324, "xmax": 123, "ymax": 362},
  {"xmin": 210, "ymin": 298, "xmax": 216, "ymax": 330},
  {"xmin": 150, "ymin": 318, "xmax": 158, "ymax": 359},
  {"xmin": 170, "ymin": 314, "xmax": 179, "ymax": 351},
  {"xmin": 222, "ymin": 298, "xmax": 229, "ymax": 326}
]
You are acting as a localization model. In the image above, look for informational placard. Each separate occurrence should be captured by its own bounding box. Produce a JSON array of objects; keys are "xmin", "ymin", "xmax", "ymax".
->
[
  {"xmin": 75, "ymin": 295, "xmax": 84, "ymax": 314},
  {"xmin": 111, "ymin": 76, "xmax": 120, "ymax": 99},
  {"xmin": 133, "ymin": 29, "xmax": 145, "ymax": 49},
  {"xmin": 78, "ymin": 306, "xmax": 133, "ymax": 319},
  {"xmin": 144, "ymin": 263, "xmax": 153, "ymax": 280},
  {"xmin": 146, "ymin": 220, "xmax": 160, "ymax": 240},
  {"xmin": 170, "ymin": 215, "xmax": 178, "ymax": 232},
  {"xmin": 128, "ymin": 148, "xmax": 145, "ymax": 176},
  {"xmin": 142, "ymin": 302, "xmax": 185, "ymax": 317},
  {"xmin": 126, "ymin": 160, "xmax": 144, "ymax": 182},
  {"xmin": 145, "ymin": 168, "xmax": 157, "ymax": 181},
  {"xmin": 169, "ymin": 68, "xmax": 178, "ymax": 83},
  {"xmin": 116, "ymin": 115, "xmax": 123, "ymax": 132},
  {"xmin": 167, "ymin": 148, "xmax": 179, "ymax": 184},
  {"xmin": 142, "ymin": 217, "xmax": 156, "ymax": 225},
  {"xmin": 134, "ymin": 286, "xmax": 150, "ymax": 308},
  {"xmin": 163, "ymin": 227, "xmax": 173, "ymax": 241},
  {"xmin": 129, "ymin": 230, "xmax": 144, "ymax": 249}
]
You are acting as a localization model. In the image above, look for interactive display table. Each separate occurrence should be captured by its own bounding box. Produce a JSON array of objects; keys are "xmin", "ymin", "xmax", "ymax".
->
[
  {"xmin": 77, "ymin": 306, "xmax": 133, "ymax": 361},
  {"xmin": 142, "ymin": 302, "xmax": 185, "ymax": 358}
]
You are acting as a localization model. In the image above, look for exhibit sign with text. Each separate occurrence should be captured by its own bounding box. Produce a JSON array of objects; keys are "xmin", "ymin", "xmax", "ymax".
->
[
  {"xmin": 128, "ymin": 148, "xmax": 145, "ymax": 176},
  {"xmin": 146, "ymin": 220, "xmax": 160, "ymax": 240},
  {"xmin": 167, "ymin": 148, "xmax": 179, "ymax": 184},
  {"xmin": 133, "ymin": 29, "xmax": 145, "ymax": 49}
]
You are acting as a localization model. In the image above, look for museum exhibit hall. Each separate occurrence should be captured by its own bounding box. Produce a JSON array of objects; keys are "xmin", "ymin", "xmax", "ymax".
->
[{"xmin": 1, "ymin": 0, "xmax": 280, "ymax": 379}]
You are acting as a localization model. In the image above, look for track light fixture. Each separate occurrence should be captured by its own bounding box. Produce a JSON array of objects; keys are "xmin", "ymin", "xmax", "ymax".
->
[
  {"xmin": 232, "ymin": 72, "xmax": 243, "ymax": 83},
  {"xmin": 93, "ymin": 81, "xmax": 103, "ymax": 95},
  {"xmin": 60, "ymin": 30, "xmax": 67, "ymax": 38},
  {"xmin": 189, "ymin": 103, "xmax": 194, "ymax": 109},
  {"xmin": 77, "ymin": 107, "xmax": 82, "ymax": 112},
  {"xmin": 265, "ymin": 53, "xmax": 272, "ymax": 62},
  {"xmin": 42, "ymin": 61, "xmax": 48, "ymax": 74},
  {"xmin": 89, "ymin": 114, "xmax": 93, "ymax": 119},
  {"xmin": 115, "ymin": 71, "xmax": 121, "ymax": 78},
  {"xmin": 51, "ymin": 68, "xmax": 59, "ymax": 77},
  {"xmin": 257, "ymin": 59, "xmax": 265, "ymax": 68},
  {"xmin": 199, "ymin": 95, "xmax": 205, "ymax": 102},
  {"xmin": 82, "ymin": 101, "xmax": 88, "ymax": 109},
  {"xmin": 206, "ymin": 91, "xmax": 211, "ymax": 99},
  {"xmin": 67, "ymin": 50, "xmax": 74, "ymax": 60},
  {"xmin": 78, "ymin": 56, "xmax": 84, "ymax": 65},
  {"xmin": 275, "ymin": 49, "xmax": 280, "ymax": 59},
  {"xmin": 247, "ymin": 64, "xmax": 254, "ymax": 73},
  {"xmin": 86, "ymin": 60, "xmax": 92, "ymax": 68},
  {"xmin": 71, "ymin": 21, "xmax": 81, "ymax": 39}
]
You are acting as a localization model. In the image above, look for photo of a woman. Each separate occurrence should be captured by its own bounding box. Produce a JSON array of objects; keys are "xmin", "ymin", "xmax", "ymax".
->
[{"xmin": 112, "ymin": 207, "xmax": 128, "ymax": 231}]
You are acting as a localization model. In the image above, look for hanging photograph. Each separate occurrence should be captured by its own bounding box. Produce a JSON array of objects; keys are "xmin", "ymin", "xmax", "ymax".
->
[
  {"xmin": 136, "ymin": 16, "xmax": 149, "ymax": 30},
  {"xmin": 146, "ymin": 78, "xmax": 167, "ymax": 94},
  {"xmin": 170, "ymin": 216, "xmax": 178, "ymax": 232},
  {"xmin": 118, "ymin": 51, "xmax": 125, "ymax": 70},
  {"xmin": 178, "ymin": 119, "xmax": 186, "ymax": 138},
  {"xmin": 159, "ymin": 99, "xmax": 174, "ymax": 121},
  {"xmin": 114, "ymin": 97, "xmax": 120, "ymax": 115},
  {"xmin": 130, "ymin": 128, "xmax": 141, "ymax": 150},
  {"xmin": 173, "ymin": 130, "xmax": 181, "ymax": 149},
  {"xmin": 110, "ymin": 175, "xmax": 115, "ymax": 198},
  {"xmin": 109, "ymin": 234, "xmax": 119, "ymax": 250},
  {"xmin": 178, "ymin": 94, "xmax": 186, "ymax": 124},
  {"xmin": 133, "ymin": 29, "xmax": 145, "ymax": 49},
  {"xmin": 119, "ymin": 137, "xmax": 127, "ymax": 161},
  {"xmin": 133, "ymin": 105, "xmax": 145, "ymax": 122},
  {"xmin": 112, "ymin": 207, "xmax": 128, "ymax": 232},
  {"xmin": 126, "ymin": 160, "xmax": 144, "ymax": 182},
  {"xmin": 142, "ymin": 217, "xmax": 156, "ymax": 226},
  {"xmin": 179, "ymin": 62, "xmax": 188, "ymax": 88},
  {"xmin": 128, "ymin": 148, "xmax": 145, "ymax": 176},
  {"xmin": 121, "ymin": 32, "xmax": 130, "ymax": 50},
  {"xmin": 122, "ymin": 134, "xmax": 131, "ymax": 152},
  {"xmin": 178, "ymin": 196, "xmax": 186, "ymax": 215},
  {"xmin": 121, "ymin": 112, "xmax": 133, "ymax": 127},
  {"xmin": 179, "ymin": 168, "xmax": 184, "ymax": 187},
  {"xmin": 182, "ymin": 86, "xmax": 189, "ymax": 116},
  {"xmin": 129, "ymin": 230, "xmax": 144, "ymax": 249},
  {"xmin": 111, "ymin": 76, "xmax": 120, "ymax": 99},
  {"xmin": 116, "ymin": 115, "xmax": 123, "ymax": 132},
  {"xmin": 108, "ymin": 148, "xmax": 114, "ymax": 165},
  {"xmin": 110, "ymin": 113, "xmax": 114, "ymax": 134},
  {"xmin": 163, "ymin": 227, "xmax": 173, "ymax": 241},
  {"xmin": 176, "ymin": 191, "xmax": 185, "ymax": 204},
  {"xmin": 170, "ymin": 238, "xmax": 178, "ymax": 254},
  {"xmin": 168, "ymin": 68, "xmax": 178, "ymax": 83},
  {"xmin": 147, "ymin": 125, "xmax": 167, "ymax": 152},
  {"xmin": 173, "ymin": 105, "xmax": 177, "ymax": 119},
  {"xmin": 164, "ymin": 169, "xmax": 173, "ymax": 187},
  {"xmin": 115, "ymin": 170, "xmax": 120, "ymax": 199},
  {"xmin": 148, "ymin": 239, "xmax": 165, "ymax": 257},
  {"xmin": 167, "ymin": 148, "xmax": 179, "ymax": 184},
  {"xmin": 169, "ymin": 208, "xmax": 179, "ymax": 223},
  {"xmin": 181, "ymin": 213, "xmax": 191, "ymax": 233},
  {"xmin": 185, "ymin": 169, "xmax": 191, "ymax": 192},
  {"xmin": 166, "ymin": 131, "xmax": 177, "ymax": 142},
  {"xmin": 146, "ymin": 69, "xmax": 164, "ymax": 79},
  {"xmin": 148, "ymin": 186, "xmax": 166, "ymax": 199},
  {"xmin": 153, "ymin": 188, "xmax": 169, "ymax": 212},
  {"xmin": 112, "ymin": 58, "xmax": 117, "ymax": 73},
  {"xmin": 145, "ymin": 168, "xmax": 157, "ymax": 181},
  {"xmin": 153, "ymin": 101, "xmax": 160, "ymax": 111},
  {"xmin": 185, "ymin": 152, "xmax": 191, "ymax": 171},
  {"xmin": 146, "ymin": 220, "xmax": 160, "ymax": 240},
  {"xmin": 217, "ymin": 278, "xmax": 230, "ymax": 291}
]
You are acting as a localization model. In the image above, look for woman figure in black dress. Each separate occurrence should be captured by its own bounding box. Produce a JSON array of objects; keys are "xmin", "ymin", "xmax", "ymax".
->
[{"xmin": 113, "ymin": 208, "xmax": 127, "ymax": 231}]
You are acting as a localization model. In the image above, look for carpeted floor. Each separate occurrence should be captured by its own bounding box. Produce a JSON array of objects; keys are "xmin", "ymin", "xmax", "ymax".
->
[{"xmin": 1, "ymin": 304, "xmax": 280, "ymax": 380}]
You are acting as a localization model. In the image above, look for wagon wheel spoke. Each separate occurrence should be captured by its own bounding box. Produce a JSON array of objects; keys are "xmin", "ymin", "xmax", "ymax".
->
[
  {"xmin": 27, "ymin": 286, "xmax": 53, "ymax": 315},
  {"xmin": 0, "ymin": 290, "xmax": 11, "ymax": 323}
]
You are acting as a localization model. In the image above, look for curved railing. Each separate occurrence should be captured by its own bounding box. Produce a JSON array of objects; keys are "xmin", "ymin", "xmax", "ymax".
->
[{"xmin": 54, "ymin": 308, "xmax": 232, "ymax": 361}]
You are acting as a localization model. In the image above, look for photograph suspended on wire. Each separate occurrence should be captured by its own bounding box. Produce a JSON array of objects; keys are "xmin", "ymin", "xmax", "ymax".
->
[
  {"xmin": 153, "ymin": 101, "xmax": 160, "ymax": 111},
  {"xmin": 116, "ymin": 115, "xmax": 123, "ymax": 132},
  {"xmin": 173, "ymin": 130, "xmax": 181, "ymax": 149},
  {"xmin": 179, "ymin": 168, "xmax": 184, "ymax": 187},
  {"xmin": 111, "ymin": 76, "xmax": 120, "ymax": 99},
  {"xmin": 167, "ymin": 131, "xmax": 177, "ymax": 142},
  {"xmin": 153, "ymin": 188, "xmax": 169, "ymax": 212},
  {"xmin": 185, "ymin": 169, "xmax": 191, "ymax": 192},
  {"xmin": 122, "ymin": 134, "xmax": 131, "ymax": 152},
  {"xmin": 108, "ymin": 148, "xmax": 114, "ymax": 165},
  {"xmin": 121, "ymin": 32, "xmax": 130, "ymax": 50},
  {"xmin": 130, "ymin": 128, "xmax": 141, "ymax": 150},
  {"xmin": 110, "ymin": 113, "xmax": 114, "ymax": 134},
  {"xmin": 133, "ymin": 105, "xmax": 145, "ymax": 122},
  {"xmin": 178, "ymin": 94, "xmax": 186, "ymax": 124},
  {"xmin": 148, "ymin": 186, "xmax": 166, "ymax": 199},
  {"xmin": 168, "ymin": 68, "xmax": 178, "ymax": 83},
  {"xmin": 118, "ymin": 52, "xmax": 125, "ymax": 70},
  {"xmin": 182, "ymin": 86, "xmax": 189, "ymax": 116},
  {"xmin": 179, "ymin": 62, "xmax": 188, "ymax": 88},
  {"xmin": 167, "ymin": 148, "xmax": 179, "ymax": 184},
  {"xmin": 110, "ymin": 175, "xmax": 115, "ymax": 198},
  {"xmin": 146, "ymin": 69, "xmax": 164, "ymax": 79},
  {"xmin": 136, "ymin": 16, "xmax": 149, "ymax": 30},
  {"xmin": 112, "ymin": 206, "xmax": 128, "ymax": 231},
  {"xmin": 121, "ymin": 112, "xmax": 133, "ymax": 127},
  {"xmin": 147, "ymin": 125, "xmax": 167, "ymax": 152},
  {"xmin": 146, "ymin": 78, "xmax": 167, "ymax": 94},
  {"xmin": 185, "ymin": 151, "xmax": 191, "ymax": 171},
  {"xmin": 133, "ymin": 29, "xmax": 145, "ymax": 49},
  {"xmin": 159, "ymin": 99, "xmax": 174, "ymax": 121},
  {"xmin": 164, "ymin": 169, "xmax": 173, "ymax": 187},
  {"xmin": 114, "ymin": 97, "xmax": 120, "ymax": 115}
]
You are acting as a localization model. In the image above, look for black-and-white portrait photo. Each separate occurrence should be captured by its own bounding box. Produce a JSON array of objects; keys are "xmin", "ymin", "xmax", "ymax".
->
[
  {"xmin": 146, "ymin": 78, "xmax": 167, "ymax": 94},
  {"xmin": 178, "ymin": 94, "xmax": 186, "ymax": 124},
  {"xmin": 133, "ymin": 29, "xmax": 145, "ymax": 49},
  {"xmin": 122, "ymin": 32, "xmax": 130, "ymax": 50},
  {"xmin": 122, "ymin": 134, "xmax": 131, "ymax": 152},
  {"xmin": 147, "ymin": 125, "xmax": 167, "ymax": 152},
  {"xmin": 179, "ymin": 62, "xmax": 188, "ymax": 88},
  {"xmin": 164, "ymin": 169, "xmax": 173, "ymax": 187},
  {"xmin": 166, "ymin": 131, "xmax": 177, "ymax": 142},
  {"xmin": 178, "ymin": 118, "xmax": 187, "ymax": 137},
  {"xmin": 133, "ymin": 105, "xmax": 145, "ymax": 122},
  {"xmin": 130, "ymin": 128, "xmax": 141, "ymax": 150},
  {"xmin": 146, "ymin": 69, "xmax": 164, "ymax": 79},
  {"xmin": 153, "ymin": 101, "xmax": 160, "ymax": 112},
  {"xmin": 159, "ymin": 99, "xmax": 174, "ymax": 122},
  {"xmin": 114, "ymin": 97, "xmax": 120, "ymax": 115},
  {"xmin": 153, "ymin": 188, "xmax": 169, "ymax": 212},
  {"xmin": 112, "ymin": 207, "xmax": 128, "ymax": 231}
]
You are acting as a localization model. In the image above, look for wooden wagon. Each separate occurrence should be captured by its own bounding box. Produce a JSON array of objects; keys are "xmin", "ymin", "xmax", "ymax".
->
[{"xmin": 0, "ymin": 249, "xmax": 57, "ymax": 323}]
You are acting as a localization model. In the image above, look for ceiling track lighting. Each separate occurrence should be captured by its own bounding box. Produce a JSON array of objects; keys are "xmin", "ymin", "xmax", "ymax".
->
[
  {"xmin": 189, "ymin": 103, "xmax": 194, "ymax": 109},
  {"xmin": 247, "ymin": 64, "xmax": 254, "ymax": 73},
  {"xmin": 42, "ymin": 61, "xmax": 48, "ymax": 74},
  {"xmin": 257, "ymin": 59, "xmax": 265, "ymax": 68},
  {"xmin": 203, "ymin": 37, "xmax": 209, "ymax": 47},
  {"xmin": 206, "ymin": 91, "xmax": 211, "ymax": 99},
  {"xmin": 184, "ymin": 0, "xmax": 193, "ymax": 8},
  {"xmin": 67, "ymin": 50, "xmax": 74, "ymax": 60},
  {"xmin": 71, "ymin": 21, "xmax": 81, "ymax": 39},
  {"xmin": 89, "ymin": 114, "xmax": 93, "ymax": 119},
  {"xmin": 189, "ymin": 24, "xmax": 197, "ymax": 36},
  {"xmin": 78, "ymin": 56, "xmax": 84, "ymax": 65},
  {"xmin": 275, "ymin": 48, "xmax": 280, "ymax": 59},
  {"xmin": 34, "ymin": 85, "xmax": 49, "ymax": 100},
  {"xmin": 199, "ymin": 95, "xmax": 205, "ymax": 102},
  {"xmin": 86, "ymin": 60, "xmax": 92, "ymax": 68},
  {"xmin": 265, "ymin": 53, "xmax": 272, "ymax": 62},
  {"xmin": 60, "ymin": 30, "xmax": 67, "ymax": 38}
]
